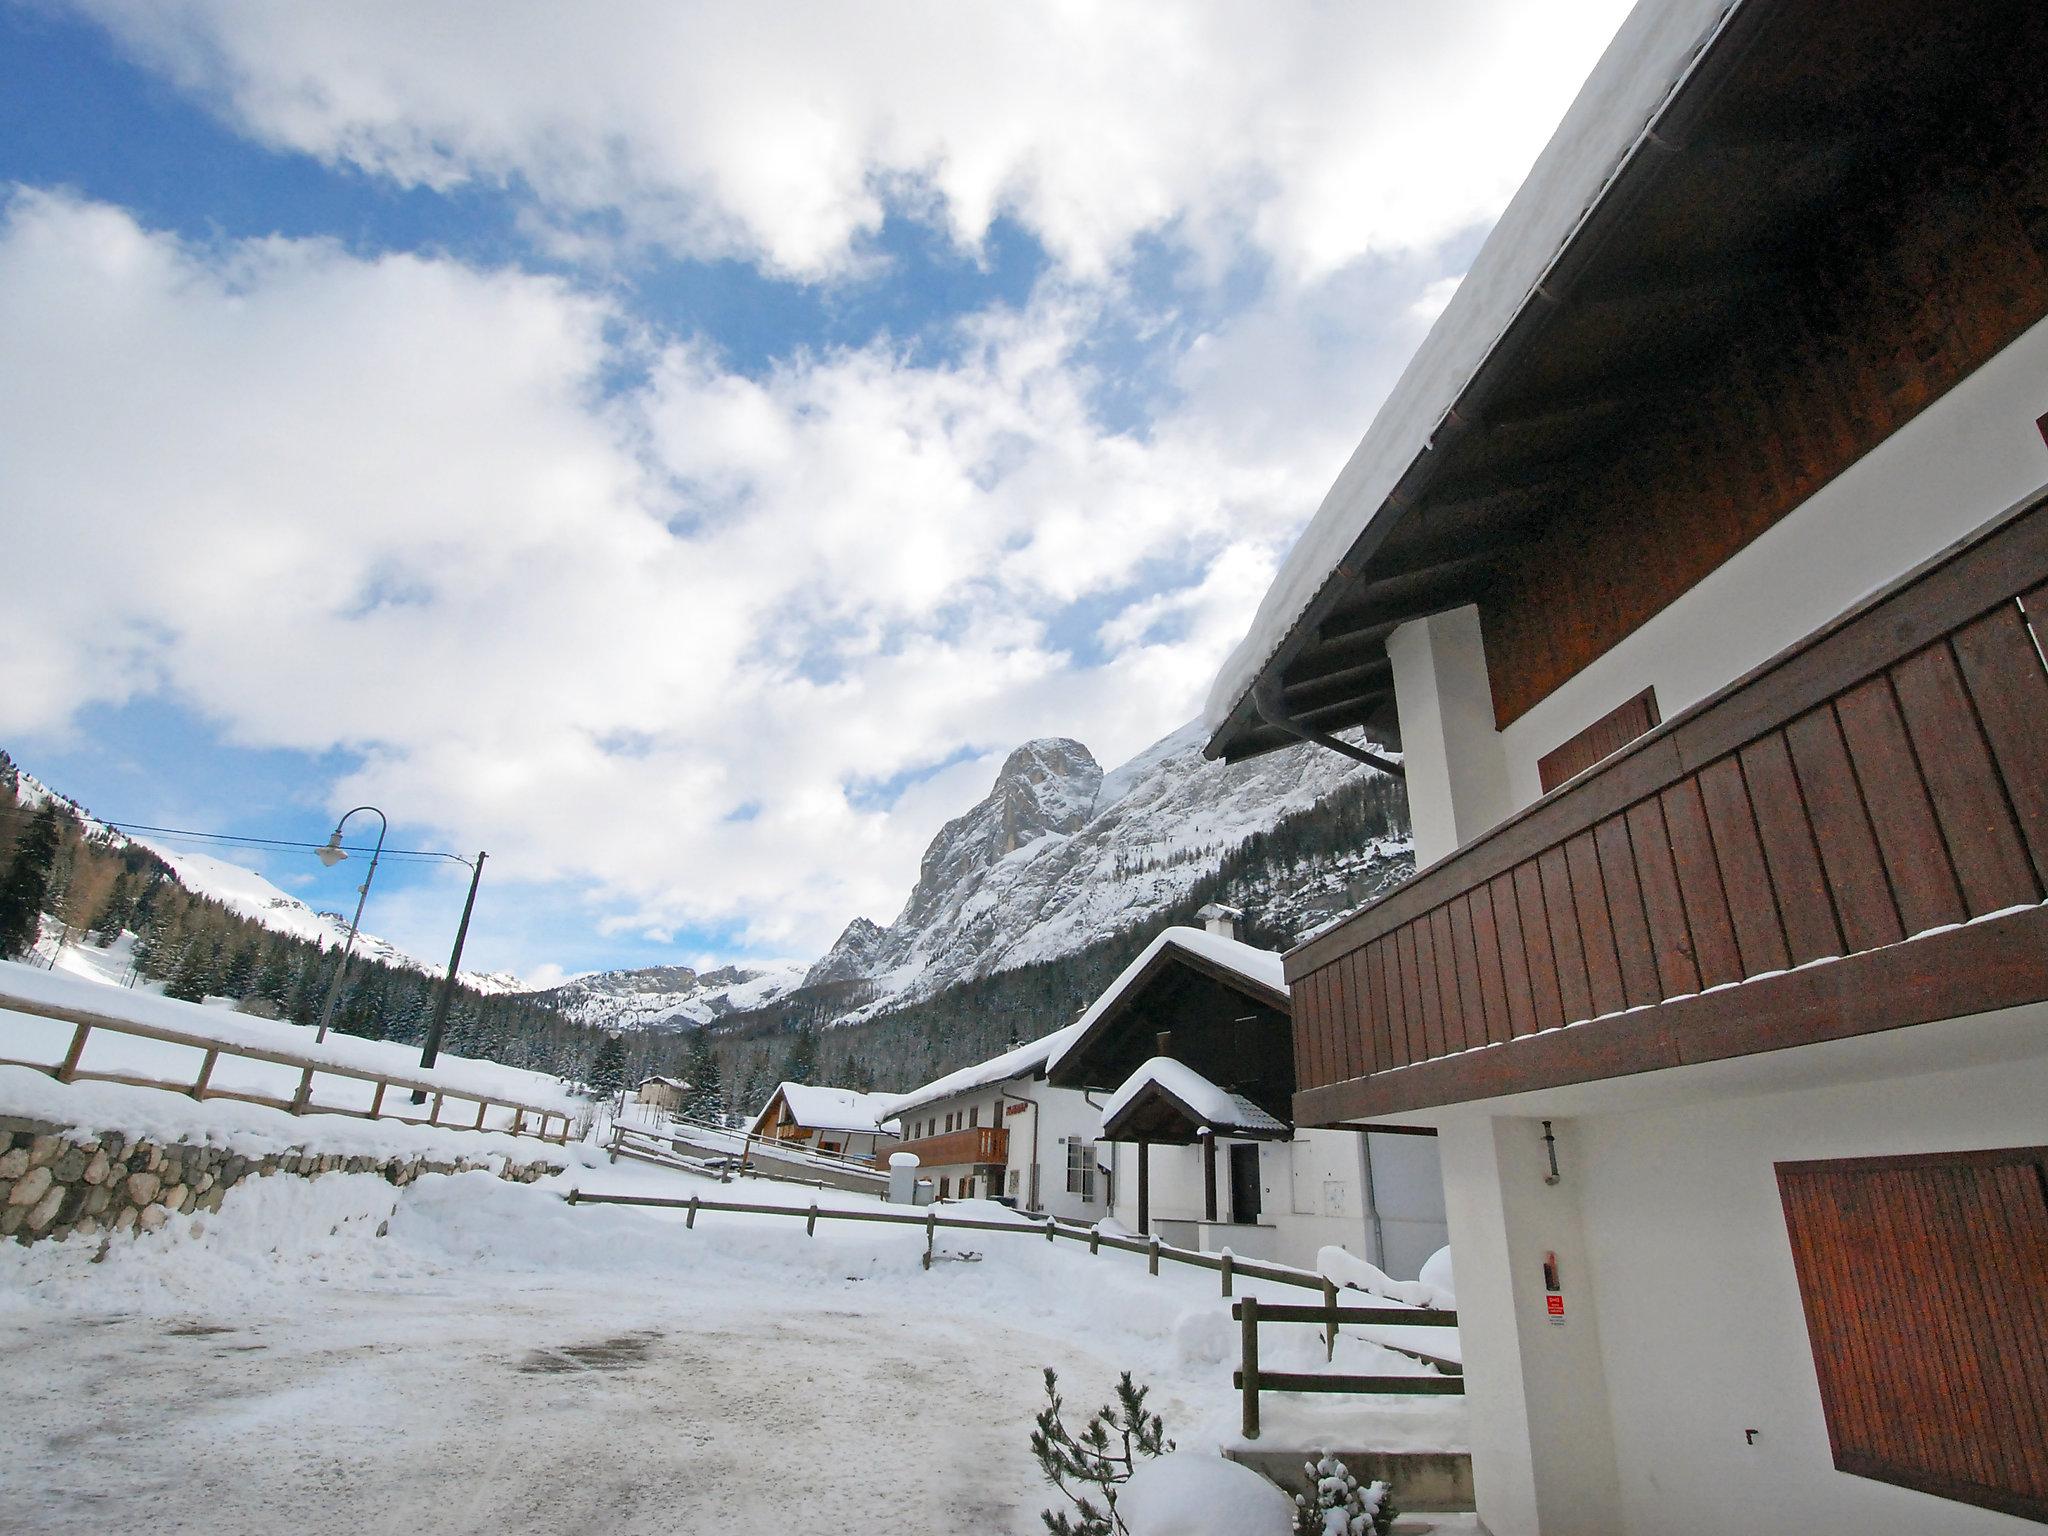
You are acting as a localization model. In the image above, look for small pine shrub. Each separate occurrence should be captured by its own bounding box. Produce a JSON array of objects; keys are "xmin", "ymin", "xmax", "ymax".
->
[
  {"xmin": 1292, "ymin": 1451, "xmax": 1396, "ymax": 1536},
  {"xmin": 1030, "ymin": 1368, "xmax": 1174, "ymax": 1536}
]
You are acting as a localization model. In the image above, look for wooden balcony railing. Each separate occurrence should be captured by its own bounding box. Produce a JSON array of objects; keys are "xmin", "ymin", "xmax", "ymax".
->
[
  {"xmin": 874, "ymin": 1125, "xmax": 1007, "ymax": 1169},
  {"xmin": 1290, "ymin": 489, "xmax": 2048, "ymax": 1121}
]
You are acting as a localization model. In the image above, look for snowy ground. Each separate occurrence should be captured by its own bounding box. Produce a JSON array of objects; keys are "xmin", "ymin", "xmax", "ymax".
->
[{"xmin": 0, "ymin": 1141, "xmax": 1466, "ymax": 1534}]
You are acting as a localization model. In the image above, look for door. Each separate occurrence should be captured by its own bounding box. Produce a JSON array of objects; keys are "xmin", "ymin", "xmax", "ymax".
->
[{"xmin": 1229, "ymin": 1144, "xmax": 1262, "ymax": 1224}]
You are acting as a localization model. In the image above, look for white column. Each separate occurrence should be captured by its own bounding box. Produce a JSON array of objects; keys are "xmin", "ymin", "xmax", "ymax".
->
[
  {"xmin": 1437, "ymin": 1112, "xmax": 1622, "ymax": 1536},
  {"xmin": 1386, "ymin": 605, "xmax": 1515, "ymax": 867}
]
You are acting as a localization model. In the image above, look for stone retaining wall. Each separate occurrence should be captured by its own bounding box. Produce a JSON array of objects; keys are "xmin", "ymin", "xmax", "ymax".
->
[{"xmin": 0, "ymin": 1116, "xmax": 565, "ymax": 1247}]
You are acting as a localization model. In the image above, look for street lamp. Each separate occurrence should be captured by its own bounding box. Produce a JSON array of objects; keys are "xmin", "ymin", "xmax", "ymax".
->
[{"xmin": 311, "ymin": 805, "xmax": 387, "ymax": 1043}]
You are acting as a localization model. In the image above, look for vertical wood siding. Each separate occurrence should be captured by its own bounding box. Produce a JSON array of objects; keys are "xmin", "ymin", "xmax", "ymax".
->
[{"xmin": 1290, "ymin": 499, "xmax": 2048, "ymax": 1090}]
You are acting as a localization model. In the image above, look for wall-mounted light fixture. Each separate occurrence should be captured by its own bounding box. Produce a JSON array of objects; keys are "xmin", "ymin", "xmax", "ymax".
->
[{"xmin": 1541, "ymin": 1119, "xmax": 1561, "ymax": 1185}]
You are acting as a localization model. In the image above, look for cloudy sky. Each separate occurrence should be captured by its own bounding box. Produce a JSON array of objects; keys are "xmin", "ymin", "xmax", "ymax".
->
[{"xmin": 0, "ymin": 0, "xmax": 1633, "ymax": 984}]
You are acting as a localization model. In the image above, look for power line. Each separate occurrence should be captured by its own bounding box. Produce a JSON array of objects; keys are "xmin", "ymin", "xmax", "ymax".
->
[{"xmin": 0, "ymin": 804, "xmax": 473, "ymax": 865}]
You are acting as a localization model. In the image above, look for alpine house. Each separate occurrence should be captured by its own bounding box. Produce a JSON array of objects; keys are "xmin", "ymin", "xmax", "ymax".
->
[{"xmin": 1205, "ymin": 0, "xmax": 2048, "ymax": 1532}]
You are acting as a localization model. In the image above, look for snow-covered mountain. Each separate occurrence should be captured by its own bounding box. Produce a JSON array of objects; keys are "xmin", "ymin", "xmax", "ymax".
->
[
  {"xmin": 8, "ymin": 769, "xmax": 522, "ymax": 994},
  {"xmin": 801, "ymin": 719, "xmax": 1411, "ymax": 1021},
  {"xmin": 537, "ymin": 959, "xmax": 810, "ymax": 1030}
]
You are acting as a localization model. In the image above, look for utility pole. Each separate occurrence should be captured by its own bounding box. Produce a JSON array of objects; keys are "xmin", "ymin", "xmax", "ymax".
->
[{"xmin": 414, "ymin": 850, "xmax": 486, "ymax": 1099}]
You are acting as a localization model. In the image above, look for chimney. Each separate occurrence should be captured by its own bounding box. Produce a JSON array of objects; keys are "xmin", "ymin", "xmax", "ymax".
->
[{"xmin": 1197, "ymin": 902, "xmax": 1243, "ymax": 941}]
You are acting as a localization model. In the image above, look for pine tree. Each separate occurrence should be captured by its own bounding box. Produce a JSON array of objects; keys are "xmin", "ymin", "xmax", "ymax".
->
[
  {"xmin": 0, "ymin": 801, "xmax": 63, "ymax": 960},
  {"xmin": 681, "ymin": 1029, "xmax": 724, "ymax": 1123},
  {"xmin": 782, "ymin": 1023, "xmax": 820, "ymax": 1083},
  {"xmin": 164, "ymin": 940, "xmax": 215, "ymax": 1002},
  {"xmin": 589, "ymin": 1033, "xmax": 629, "ymax": 1099}
]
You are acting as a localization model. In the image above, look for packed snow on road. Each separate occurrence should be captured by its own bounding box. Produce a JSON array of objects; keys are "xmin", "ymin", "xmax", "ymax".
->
[{"xmin": 0, "ymin": 1132, "xmax": 1462, "ymax": 1534}]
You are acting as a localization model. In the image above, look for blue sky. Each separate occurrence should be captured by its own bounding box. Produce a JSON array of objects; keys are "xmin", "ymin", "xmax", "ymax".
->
[{"xmin": 0, "ymin": 0, "xmax": 1631, "ymax": 983}]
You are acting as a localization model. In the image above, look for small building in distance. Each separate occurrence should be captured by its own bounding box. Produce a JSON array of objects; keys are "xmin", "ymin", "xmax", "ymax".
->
[
  {"xmin": 749, "ymin": 1081, "xmax": 899, "ymax": 1161},
  {"xmin": 634, "ymin": 1074, "xmax": 691, "ymax": 1112}
]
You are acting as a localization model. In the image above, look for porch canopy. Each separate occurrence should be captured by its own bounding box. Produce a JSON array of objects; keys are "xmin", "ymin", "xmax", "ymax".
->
[{"xmin": 1097, "ymin": 1057, "xmax": 1290, "ymax": 1146}]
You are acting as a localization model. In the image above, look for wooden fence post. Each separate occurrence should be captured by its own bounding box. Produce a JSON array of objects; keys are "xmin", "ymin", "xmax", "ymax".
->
[
  {"xmin": 1044, "ymin": 1218, "xmax": 1056, "ymax": 1244},
  {"xmin": 1220, "ymin": 1249, "xmax": 1233, "ymax": 1298},
  {"xmin": 429, "ymin": 1092, "xmax": 444, "ymax": 1126},
  {"xmin": 1323, "ymin": 1277, "xmax": 1339, "ymax": 1361},
  {"xmin": 1089, "ymin": 1227, "xmax": 1100, "ymax": 1256},
  {"xmin": 474, "ymin": 1099, "xmax": 489, "ymax": 1130},
  {"xmin": 191, "ymin": 1048, "xmax": 219, "ymax": 1099},
  {"xmin": 1149, "ymin": 1235, "xmax": 1160, "ymax": 1276},
  {"xmin": 57, "ymin": 1022, "xmax": 91, "ymax": 1083},
  {"xmin": 369, "ymin": 1081, "xmax": 387, "ymax": 1120},
  {"xmin": 687, "ymin": 1195, "xmax": 699, "ymax": 1229},
  {"xmin": 291, "ymin": 1066, "xmax": 315, "ymax": 1113},
  {"xmin": 1240, "ymin": 1296, "xmax": 1261, "ymax": 1440},
  {"xmin": 924, "ymin": 1209, "xmax": 937, "ymax": 1270},
  {"xmin": 566, "ymin": 1188, "xmax": 580, "ymax": 1206},
  {"xmin": 807, "ymin": 1204, "xmax": 819, "ymax": 1237}
]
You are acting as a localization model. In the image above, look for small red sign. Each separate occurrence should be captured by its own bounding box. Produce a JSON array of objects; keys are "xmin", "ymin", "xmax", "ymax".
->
[
  {"xmin": 1005, "ymin": 1103, "xmax": 1029, "ymax": 1116},
  {"xmin": 1545, "ymin": 1294, "xmax": 1566, "ymax": 1322}
]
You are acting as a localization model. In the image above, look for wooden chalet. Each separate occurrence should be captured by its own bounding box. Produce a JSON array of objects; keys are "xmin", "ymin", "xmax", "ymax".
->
[
  {"xmin": 1205, "ymin": 0, "xmax": 2048, "ymax": 1531},
  {"xmin": 747, "ymin": 1082, "xmax": 897, "ymax": 1161},
  {"xmin": 1048, "ymin": 915, "xmax": 1447, "ymax": 1273}
]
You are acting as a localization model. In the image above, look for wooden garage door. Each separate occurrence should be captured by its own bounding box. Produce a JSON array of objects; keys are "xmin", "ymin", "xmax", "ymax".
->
[{"xmin": 1777, "ymin": 1148, "xmax": 2048, "ymax": 1521}]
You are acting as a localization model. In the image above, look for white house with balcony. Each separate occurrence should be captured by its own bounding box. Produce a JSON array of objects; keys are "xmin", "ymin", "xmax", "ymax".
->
[{"xmin": 1203, "ymin": 1, "xmax": 2048, "ymax": 1531}]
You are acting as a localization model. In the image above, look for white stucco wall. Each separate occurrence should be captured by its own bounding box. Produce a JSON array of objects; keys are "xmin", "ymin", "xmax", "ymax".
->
[
  {"xmin": 1387, "ymin": 605, "xmax": 1516, "ymax": 868},
  {"xmin": 1015, "ymin": 1083, "xmax": 1110, "ymax": 1222},
  {"xmin": 1096, "ymin": 1127, "xmax": 1447, "ymax": 1273},
  {"xmin": 1499, "ymin": 313, "xmax": 2048, "ymax": 809},
  {"xmin": 1432, "ymin": 1003, "xmax": 2048, "ymax": 1536}
]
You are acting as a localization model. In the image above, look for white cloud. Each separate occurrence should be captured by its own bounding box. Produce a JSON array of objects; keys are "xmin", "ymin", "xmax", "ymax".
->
[
  {"xmin": 0, "ymin": 189, "xmax": 1441, "ymax": 966},
  {"xmin": 68, "ymin": 0, "xmax": 1634, "ymax": 283}
]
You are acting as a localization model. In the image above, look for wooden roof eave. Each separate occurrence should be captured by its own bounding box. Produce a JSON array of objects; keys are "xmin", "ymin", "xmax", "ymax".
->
[
  {"xmin": 1046, "ymin": 943, "xmax": 1292, "ymax": 1092},
  {"xmin": 1097, "ymin": 1079, "xmax": 1293, "ymax": 1145}
]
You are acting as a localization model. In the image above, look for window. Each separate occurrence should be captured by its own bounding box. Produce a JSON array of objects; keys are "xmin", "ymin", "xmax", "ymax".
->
[
  {"xmin": 1066, "ymin": 1140, "xmax": 1097, "ymax": 1201},
  {"xmin": 1777, "ymin": 1148, "xmax": 2048, "ymax": 1521},
  {"xmin": 969, "ymin": 1106, "xmax": 979, "ymax": 1127},
  {"xmin": 938, "ymin": 1176, "xmax": 951, "ymax": 1199}
]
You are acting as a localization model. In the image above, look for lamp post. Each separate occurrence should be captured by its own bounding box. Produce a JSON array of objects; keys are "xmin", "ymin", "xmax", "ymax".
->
[
  {"xmin": 413, "ymin": 849, "xmax": 486, "ymax": 1102},
  {"xmin": 311, "ymin": 806, "xmax": 387, "ymax": 1043}
]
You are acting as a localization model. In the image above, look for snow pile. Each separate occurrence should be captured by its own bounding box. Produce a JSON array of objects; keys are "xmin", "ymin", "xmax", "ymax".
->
[
  {"xmin": 1098, "ymin": 1058, "xmax": 1288, "ymax": 1137},
  {"xmin": 1318, "ymin": 1244, "xmax": 1455, "ymax": 1311},
  {"xmin": 1118, "ymin": 1451, "xmax": 1293, "ymax": 1536}
]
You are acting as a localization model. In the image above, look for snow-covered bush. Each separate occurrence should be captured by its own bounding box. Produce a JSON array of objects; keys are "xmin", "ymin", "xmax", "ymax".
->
[
  {"xmin": 1291, "ymin": 1452, "xmax": 1396, "ymax": 1536},
  {"xmin": 1030, "ymin": 1368, "xmax": 1174, "ymax": 1535}
]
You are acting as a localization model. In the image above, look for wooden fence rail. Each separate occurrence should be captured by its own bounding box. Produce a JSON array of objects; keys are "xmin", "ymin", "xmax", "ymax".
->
[
  {"xmin": 563, "ymin": 1187, "xmax": 1463, "ymax": 1429},
  {"xmin": 1233, "ymin": 1294, "xmax": 1463, "ymax": 1440},
  {"xmin": 0, "ymin": 989, "xmax": 573, "ymax": 1144}
]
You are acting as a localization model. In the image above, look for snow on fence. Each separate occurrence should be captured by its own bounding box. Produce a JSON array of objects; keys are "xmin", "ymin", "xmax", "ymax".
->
[
  {"xmin": 606, "ymin": 1120, "xmax": 888, "ymax": 1191},
  {"xmin": 562, "ymin": 1186, "xmax": 1463, "ymax": 1420},
  {"xmin": 0, "ymin": 988, "xmax": 574, "ymax": 1145},
  {"xmin": 1232, "ymin": 1296, "xmax": 1462, "ymax": 1440}
]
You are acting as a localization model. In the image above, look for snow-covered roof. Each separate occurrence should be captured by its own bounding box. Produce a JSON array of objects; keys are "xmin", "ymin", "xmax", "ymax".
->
[
  {"xmin": 1046, "ymin": 926, "xmax": 1288, "ymax": 1077},
  {"xmin": 638, "ymin": 1075, "xmax": 690, "ymax": 1090},
  {"xmin": 880, "ymin": 1019, "xmax": 1088, "ymax": 1121},
  {"xmin": 1204, "ymin": 0, "xmax": 1739, "ymax": 742},
  {"xmin": 754, "ymin": 1081, "xmax": 896, "ymax": 1136},
  {"xmin": 1097, "ymin": 1057, "xmax": 1289, "ymax": 1139}
]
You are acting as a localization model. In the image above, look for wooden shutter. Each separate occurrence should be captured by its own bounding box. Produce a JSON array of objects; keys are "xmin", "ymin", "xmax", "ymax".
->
[
  {"xmin": 1776, "ymin": 1148, "xmax": 2048, "ymax": 1521},
  {"xmin": 1537, "ymin": 687, "xmax": 1661, "ymax": 794}
]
